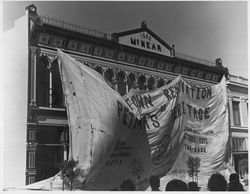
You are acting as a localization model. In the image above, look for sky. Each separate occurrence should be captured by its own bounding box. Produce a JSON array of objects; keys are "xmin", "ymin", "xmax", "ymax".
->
[{"xmin": 2, "ymin": 0, "xmax": 248, "ymax": 78}]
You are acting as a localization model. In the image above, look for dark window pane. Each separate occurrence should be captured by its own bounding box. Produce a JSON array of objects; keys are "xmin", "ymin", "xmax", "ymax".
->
[{"xmin": 232, "ymin": 101, "xmax": 241, "ymax": 125}]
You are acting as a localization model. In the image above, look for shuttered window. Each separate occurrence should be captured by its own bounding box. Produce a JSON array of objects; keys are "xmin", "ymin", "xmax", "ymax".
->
[{"xmin": 232, "ymin": 138, "xmax": 248, "ymax": 152}]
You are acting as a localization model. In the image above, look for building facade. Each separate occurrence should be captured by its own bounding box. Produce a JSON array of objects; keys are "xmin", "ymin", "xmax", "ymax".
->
[
  {"xmin": 3, "ymin": 5, "xmax": 247, "ymax": 187},
  {"xmin": 227, "ymin": 74, "xmax": 248, "ymax": 179}
]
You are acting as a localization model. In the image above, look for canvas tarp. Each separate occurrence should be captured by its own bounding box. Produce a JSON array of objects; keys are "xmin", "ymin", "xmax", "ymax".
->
[
  {"xmin": 12, "ymin": 50, "xmax": 232, "ymax": 191},
  {"xmin": 57, "ymin": 50, "xmax": 232, "ymax": 190}
]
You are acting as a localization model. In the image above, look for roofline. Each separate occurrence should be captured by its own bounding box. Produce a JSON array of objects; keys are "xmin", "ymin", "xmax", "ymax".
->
[
  {"xmin": 228, "ymin": 74, "xmax": 248, "ymax": 86},
  {"xmin": 39, "ymin": 15, "xmax": 226, "ymax": 72}
]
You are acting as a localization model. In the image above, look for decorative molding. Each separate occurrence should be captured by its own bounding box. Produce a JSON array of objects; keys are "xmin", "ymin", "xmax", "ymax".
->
[
  {"xmin": 26, "ymin": 142, "xmax": 38, "ymax": 151},
  {"xmin": 37, "ymin": 47, "xmax": 220, "ymax": 86}
]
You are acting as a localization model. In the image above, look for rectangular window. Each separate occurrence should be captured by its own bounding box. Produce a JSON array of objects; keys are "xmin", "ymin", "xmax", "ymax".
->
[
  {"xmin": 247, "ymin": 103, "xmax": 248, "ymax": 118},
  {"xmin": 28, "ymin": 177, "xmax": 35, "ymax": 184},
  {"xmin": 246, "ymin": 103, "xmax": 248, "ymax": 126},
  {"xmin": 232, "ymin": 138, "xmax": 248, "ymax": 152},
  {"xmin": 232, "ymin": 101, "xmax": 241, "ymax": 126},
  {"xmin": 28, "ymin": 152, "xmax": 35, "ymax": 168}
]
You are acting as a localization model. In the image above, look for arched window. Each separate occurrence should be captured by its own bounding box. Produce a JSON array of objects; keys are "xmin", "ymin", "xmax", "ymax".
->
[
  {"xmin": 157, "ymin": 78, "xmax": 165, "ymax": 88},
  {"xmin": 147, "ymin": 77, "xmax": 156, "ymax": 90},
  {"xmin": 127, "ymin": 73, "xmax": 136, "ymax": 91},
  {"xmin": 104, "ymin": 68, "xmax": 115, "ymax": 89},
  {"xmin": 94, "ymin": 66, "xmax": 103, "ymax": 75},
  {"xmin": 117, "ymin": 71, "xmax": 127, "ymax": 96},
  {"xmin": 36, "ymin": 56, "xmax": 50, "ymax": 107},
  {"xmin": 138, "ymin": 75, "xmax": 147, "ymax": 90},
  {"xmin": 52, "ymin": 60, "xmax": 64, "ymax": 108}
]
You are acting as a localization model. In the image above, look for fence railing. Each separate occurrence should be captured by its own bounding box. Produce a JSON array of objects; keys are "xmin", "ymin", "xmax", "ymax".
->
[
  {"xmin": 40, "ymin": 16, "xmax": 112, "ymax": 40},
  {"xmin": 175, "ymin": 52, "xmax": 216, "ymax": 67}
]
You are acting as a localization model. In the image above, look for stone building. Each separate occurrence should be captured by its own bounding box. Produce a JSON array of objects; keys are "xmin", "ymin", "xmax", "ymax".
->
[
  {"xmin": 227, "ymin": 74, "xmax": 248, "ymax": 179},
  {"xmin": 3, "ymin": 5, "xmax": 246, "ymax": 187}
]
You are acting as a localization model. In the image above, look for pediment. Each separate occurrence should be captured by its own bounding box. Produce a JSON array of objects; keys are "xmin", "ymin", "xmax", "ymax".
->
[{"xmin": 112, "ymin": 22, "xmax": 172, "ymax": 57}]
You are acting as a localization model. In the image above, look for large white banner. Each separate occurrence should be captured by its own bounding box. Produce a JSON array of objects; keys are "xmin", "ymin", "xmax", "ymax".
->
[
  {"xmin": 57, "ymin": 49, "xmax": 134, "ymax": 189},
  {"xmin": 58, "ymin": 49, "xmax": 232, "ymax": 190},
  {"xmin": 124, "ymin": 75, "xmax": 232, "ymax": 187}
]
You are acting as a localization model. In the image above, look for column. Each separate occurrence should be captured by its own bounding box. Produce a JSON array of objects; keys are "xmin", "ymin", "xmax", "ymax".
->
[
  {"xmin": 240, "ymin": 98, "xmax": 248, "ymax": 127},
  {"xmin": 145, "ymin": 78, "xmax": 148, "ymax": 91},
  {"xmin": 123, "ymin": 76, "xmax": 129, "ymax": 94},
  {"xmin": 125, "ymin": 81, "xmax": 129, "ymax": 94},
  {"xmin": 228, "ymin": 96, "xmax": 234, "ymax": 126},
  {"xmin": 60, "ymin": 129, "xmax": 69, "ymax": 161},
  {"xmin": 132, "ymin": 81, "xmax": 139, "ymax": 89},
  {"xmin": 49, "ymin": 62, "xmax": 53, "ymax": 108},
  {"xmin": 123, "ymin": 73, "xmax": 129, "ymax": 94},
  {"xmin": 30, "ymin": 47, "xmax": 38, "ymax": 106},
  {"xmin": 112, "ymin": 77, "xmax": 118, "ymax": 91}
]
